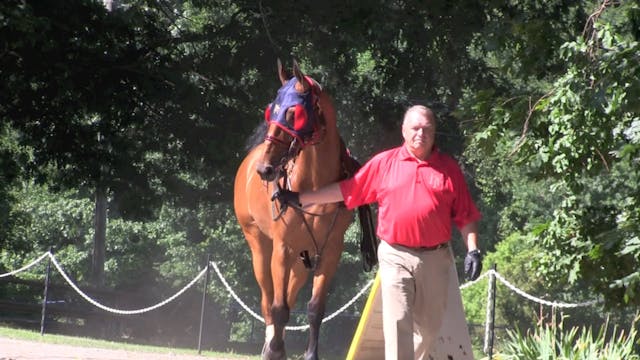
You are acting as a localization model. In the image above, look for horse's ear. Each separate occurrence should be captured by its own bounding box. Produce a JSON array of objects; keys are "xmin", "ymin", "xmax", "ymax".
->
[
  {"xmin": 292, "ymin": 59, "xmax": 310, "ymax": 92},
  {"xmin": 277, "ymin": 58, "xmax": 288, "ymax": 85}
]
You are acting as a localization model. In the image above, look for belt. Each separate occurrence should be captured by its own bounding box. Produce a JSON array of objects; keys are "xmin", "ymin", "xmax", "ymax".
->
[
  {"xmin": 392, "ymin": 242, "xmax": 449, "ymax": 252},
  {"xmin": 415, "ymin": 242, "xmax": 449, "ymax": 251}
]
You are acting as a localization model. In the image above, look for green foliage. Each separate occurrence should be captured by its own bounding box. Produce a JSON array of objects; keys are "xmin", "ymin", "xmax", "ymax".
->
[
  {"xmin": 495, "ymin": 316, "xmax": 640, "ymax": 360},
  {"xmin": 2, "ymin": 0, "xmax": 639, "ymax": 350},
  {"xmin": 526, "ymin": 15, "xmax": 640, "ymax": 306},
  {"xmin": 1, "ymin": 0, "xmax": 259, "ymax": 218},
  {"xmin": 462, "ymin": 0, "xmax": 640, "ymax": 307},
  {"xmin": 463, "ymin": 229, "xmax": 608, "ymax": 351},
  {"xmin": 463, "ymin": 232, "xmax": 543, "ymax": 330},
  {"xmin": 9, "ymin": 182, "xmax": 94, "ymax": 257},
  {"xmin": 103, "ymin": 218, "xmax": 165, "ymax": 288},
  {"xmin": 0, "ymin": 124, "xmax": 25, "ymax": 252}
]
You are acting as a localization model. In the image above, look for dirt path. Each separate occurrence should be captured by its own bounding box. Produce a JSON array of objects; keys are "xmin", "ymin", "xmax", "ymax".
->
[{"xmin": 0, "ymin": 336, "xmax": 251, "ymax": 360}]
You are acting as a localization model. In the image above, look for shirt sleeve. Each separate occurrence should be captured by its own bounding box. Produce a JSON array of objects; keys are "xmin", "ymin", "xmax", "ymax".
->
[
  {"xmin": 338, "ymin": 153, "xmax": 385, "ymax": 210},
  {"xmin": 450, "ymin": 160, "xmax": 482, "ymax": 229}
]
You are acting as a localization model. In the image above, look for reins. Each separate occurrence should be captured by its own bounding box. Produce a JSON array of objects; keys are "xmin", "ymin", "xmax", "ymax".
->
[{"xmin": 269, "ymin": 167, "xmax": 343, "ymax": 272}]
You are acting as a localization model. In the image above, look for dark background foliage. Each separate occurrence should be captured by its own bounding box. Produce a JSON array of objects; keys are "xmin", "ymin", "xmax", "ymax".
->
[{"xmin": 1, "ymin": 0, "xmax": 638, "ymax": 355}]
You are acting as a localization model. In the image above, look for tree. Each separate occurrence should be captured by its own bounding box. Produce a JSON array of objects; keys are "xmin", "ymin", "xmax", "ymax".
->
[
  {"xmin": 460, "ymin": 1, "xmax": 640, "ymax": 306},
  {"xmin": 0, "ymin": 124, "xmax": 29, "ymax": 254},
  {"xmin": 4, "ymin": 0, "xmax": 638, "ymax": 350},
  {"xmin": 1, "ymin": 0, "xmax": 265, "ymax": 285}
]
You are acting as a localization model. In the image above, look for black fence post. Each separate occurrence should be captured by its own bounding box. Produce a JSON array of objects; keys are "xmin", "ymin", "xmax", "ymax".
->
[
  {"xmin": 197, "ymin": 254, "xmax": 211, "ymax": 354},
  {"xmin": 40, "ymin": 247, "xmax": 53, "ymax": 336}
]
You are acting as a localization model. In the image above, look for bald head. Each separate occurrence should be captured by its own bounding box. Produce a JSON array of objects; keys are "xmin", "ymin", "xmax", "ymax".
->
[{"xmin": 402, "ymin": 105, "xmax": 436, "ymax": 127}]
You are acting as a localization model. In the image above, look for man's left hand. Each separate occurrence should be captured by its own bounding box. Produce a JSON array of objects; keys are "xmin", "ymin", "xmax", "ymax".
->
[
  {"xmin": 271, "ymin": 189, "xmax": 301, "ymax": 209},
  {"xmin": 464, "ymin": 249, "xmax": 483, "ymax": 281}
]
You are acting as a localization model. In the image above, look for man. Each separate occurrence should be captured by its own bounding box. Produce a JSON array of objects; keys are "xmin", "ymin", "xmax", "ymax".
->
[{"xmin": 274, "ymin": 105, "xmax": 482, "ymax": 359}]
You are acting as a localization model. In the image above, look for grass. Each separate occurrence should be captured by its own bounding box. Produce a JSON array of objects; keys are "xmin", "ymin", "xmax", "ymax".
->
[{"xmin": 0, "ymin": 325, "xmax": 260, "ymax": 359}]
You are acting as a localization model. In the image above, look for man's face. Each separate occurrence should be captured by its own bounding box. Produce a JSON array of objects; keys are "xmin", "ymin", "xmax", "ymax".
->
[{"xmin": 402, "ymin": 110, "xmax": 436, "ymax": 158}]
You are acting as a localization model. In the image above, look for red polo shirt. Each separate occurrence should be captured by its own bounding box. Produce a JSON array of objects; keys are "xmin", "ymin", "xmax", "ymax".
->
[{"xmin": 339, "ymin": 145, "xmax": 481, "ymax": 248}]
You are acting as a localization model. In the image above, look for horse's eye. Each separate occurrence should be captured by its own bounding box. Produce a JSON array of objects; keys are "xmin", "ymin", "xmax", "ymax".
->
[{"xmin": 284, "ymin": 107, "xmax": 296, "ymax": 125}]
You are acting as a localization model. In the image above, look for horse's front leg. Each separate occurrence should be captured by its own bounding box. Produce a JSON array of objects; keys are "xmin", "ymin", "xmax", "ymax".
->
[
  {"xmin": 304, "ymin": 290, "xmax": 326, "ymax": 360},
  {"xmin": 304, "ymin": 248, "xmax": 342, "ymax": 360},
  {"xmin": 239, "ymin": 226, "xmax": 278, "ymax": 356},
  {"xmin": 263, "ymin": 241, "xmax": 290, "ymax": 360}
]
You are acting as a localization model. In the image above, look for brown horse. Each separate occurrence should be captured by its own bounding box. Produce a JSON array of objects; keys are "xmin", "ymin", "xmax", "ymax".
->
[{"xmin": 233, "ymin": 60, "xmax": 376, "ymax": 360}]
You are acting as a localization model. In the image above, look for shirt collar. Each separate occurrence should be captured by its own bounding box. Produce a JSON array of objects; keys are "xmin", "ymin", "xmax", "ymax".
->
[{"xmin": 398, "ymin": 145, "xmax": 439, "ymax": 163}]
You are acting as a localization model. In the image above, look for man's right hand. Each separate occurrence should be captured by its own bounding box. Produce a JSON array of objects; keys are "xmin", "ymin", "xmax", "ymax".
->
[
  {"xmin": 464, "ymin": 249, "xmax": 483, "ymax": 281},
  {"xmin": 271, "ymin": 189, "xmax": 301, "ymax": 209}
]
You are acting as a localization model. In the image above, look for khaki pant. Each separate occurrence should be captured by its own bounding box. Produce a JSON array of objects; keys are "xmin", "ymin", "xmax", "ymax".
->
[{"xmin": 378, "ymin": 241, "xmax": 452, "ymax": 360}]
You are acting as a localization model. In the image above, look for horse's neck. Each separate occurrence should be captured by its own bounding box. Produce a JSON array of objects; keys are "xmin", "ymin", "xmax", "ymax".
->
[
  {"xmin": 291, "ymin": 126, "xmax": 342, "ymax": 190},
  {"xmin": 288, "ymin": 93, "xmax": 343, "ymax": 190}
]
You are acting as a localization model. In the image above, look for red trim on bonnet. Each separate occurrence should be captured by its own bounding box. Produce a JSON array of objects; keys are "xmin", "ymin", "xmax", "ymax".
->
[
  {"xmin": 293, "ymin": 104, "xmax": 307, "ymax": 131},
  {"xmin": 264, "ymin": 105, "xmax": 271, "ymax": 122}
]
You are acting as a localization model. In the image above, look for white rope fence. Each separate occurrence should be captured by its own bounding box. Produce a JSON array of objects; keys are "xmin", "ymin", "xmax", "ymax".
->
[
  {"xmin": 490, "ymin": 270, "xmax": 600, "ymax": 308},
  {"xmin": 0, "ymin": 252, "xmax": 51, "ymax": 278},
  {"xmin": 50, "ymin": 255, "xmax": 208, "ymax": 315},
  {"xmin": 210, "ymin": 260, "xmax": 375, "ymax": 331},
  {"xmin": 0, "ymin": 252, "xmax": 600, "ymax": 329},
  {"xmin": 459, "ymin": 270, "xmax": 492, "ymax": 290},
  {"xmin": 0, "ymin": 251, "xmax": 373, "ymax": 327},
  {"xmin": 1, "ymin": 251, "xmax": 208, "ymax": 315}
]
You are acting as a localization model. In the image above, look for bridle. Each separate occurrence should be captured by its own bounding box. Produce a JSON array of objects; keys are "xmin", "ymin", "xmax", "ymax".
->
[
  {"xmin": 262, "ymin": 77, "xmax": 341, "ymax": 271},
  {"xmin": 262, "ymin": 75, "xmax": 323, "ymax": 186},
  {"xmin": 264, "ymin": 130, "xmax": 302, "ymax": 177}
]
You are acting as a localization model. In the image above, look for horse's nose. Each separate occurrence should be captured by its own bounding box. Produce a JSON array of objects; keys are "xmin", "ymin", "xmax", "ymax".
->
[{"xmin": 257, "ymin": 163, "xmax": 276, "ymax": 181}]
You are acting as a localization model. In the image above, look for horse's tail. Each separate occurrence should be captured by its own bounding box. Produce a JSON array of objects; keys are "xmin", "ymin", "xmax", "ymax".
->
[
  {"xmin": 357, "ymin": 205, "xmax": 378, "ymax": 272},
  {"xmin": 339, "ymin": 138, "xmax": 379, "ymax": 272}
]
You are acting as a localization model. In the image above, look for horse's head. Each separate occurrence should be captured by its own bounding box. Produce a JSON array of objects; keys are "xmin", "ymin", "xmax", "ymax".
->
[{"xmin": 257, "ymin": 60, "xmax": 323, "ymax": 181}]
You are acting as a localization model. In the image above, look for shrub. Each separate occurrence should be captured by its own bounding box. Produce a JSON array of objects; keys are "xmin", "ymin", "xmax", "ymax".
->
[{"xmin": 491, "ymin": 315, "xmax": 639, "ymax": 360}]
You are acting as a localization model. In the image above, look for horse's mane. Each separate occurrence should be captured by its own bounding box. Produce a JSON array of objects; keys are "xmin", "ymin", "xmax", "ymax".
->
[
  {"xmin": 317, "ymin": 91, "xmax": 336, "ymax": 130},
  {"xmin": 244, "ymin": 121, "xmax": 268, "ymax": 152}
]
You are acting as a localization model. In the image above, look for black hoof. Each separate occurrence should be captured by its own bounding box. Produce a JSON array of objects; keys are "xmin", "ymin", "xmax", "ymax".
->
[{"xmin": 261, "ymin": 340, "xmax": 286, "ymax": 360}]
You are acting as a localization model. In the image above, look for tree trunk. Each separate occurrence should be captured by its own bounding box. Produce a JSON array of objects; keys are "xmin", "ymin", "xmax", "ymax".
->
[
  {"xmin": 102, "ymin": 0, "xmax": 115, "ymax": 11},
  {"xmin": 90, "ymin": 0, "xmax": 115, "ymax": 288},
  {"xmin": 91, "ymin": 186, "xmax": 107, "ymax": 287}
]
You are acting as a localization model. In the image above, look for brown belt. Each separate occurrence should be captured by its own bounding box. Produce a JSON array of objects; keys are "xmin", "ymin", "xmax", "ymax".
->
[
  {"xmin": 416, "ymin": 242, "xmax": 449, "ymax": 251},
  {"xmin": 393, "ymin": 242, "xmax": 449, "ymax": 252}
]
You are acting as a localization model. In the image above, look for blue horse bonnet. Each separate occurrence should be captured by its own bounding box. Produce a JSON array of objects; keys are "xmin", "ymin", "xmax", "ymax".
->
[{"xmin": 265, "ymin": 77, "xmax": 317, "ymax": 142}]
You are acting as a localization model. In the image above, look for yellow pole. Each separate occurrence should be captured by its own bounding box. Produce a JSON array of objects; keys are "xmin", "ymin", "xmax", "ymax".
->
[{"xmin": 346, "ymin": 272, "xmax": 381, "ymax": 360}]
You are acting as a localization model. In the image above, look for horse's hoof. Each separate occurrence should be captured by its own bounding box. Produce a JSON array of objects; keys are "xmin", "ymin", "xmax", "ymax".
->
[
  {"xmin": 262, "ymin": 350, "xmax": 286, "ymax": 360},
  {"xmin": 304, "ymin": 351, "xmax": 318, "ymax": 360},
  {"xmin": 261, "ymin": 340, "xmax": 286, "ymax": 360}
]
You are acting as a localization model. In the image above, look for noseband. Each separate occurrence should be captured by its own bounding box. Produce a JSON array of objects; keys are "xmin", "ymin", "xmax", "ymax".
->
[{"xmin": 265, "ymin": 133, "xmax": 302, "ymax": 175}]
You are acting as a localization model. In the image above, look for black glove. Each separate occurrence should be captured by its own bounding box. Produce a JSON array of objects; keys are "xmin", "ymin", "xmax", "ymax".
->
[
  {"xmin": 464, "ymin": 249, "xmax": 483, "ymax": 281},
  {"xmin": 271, "ymin": 189, "xmax": 301, "ymax": 209}
]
